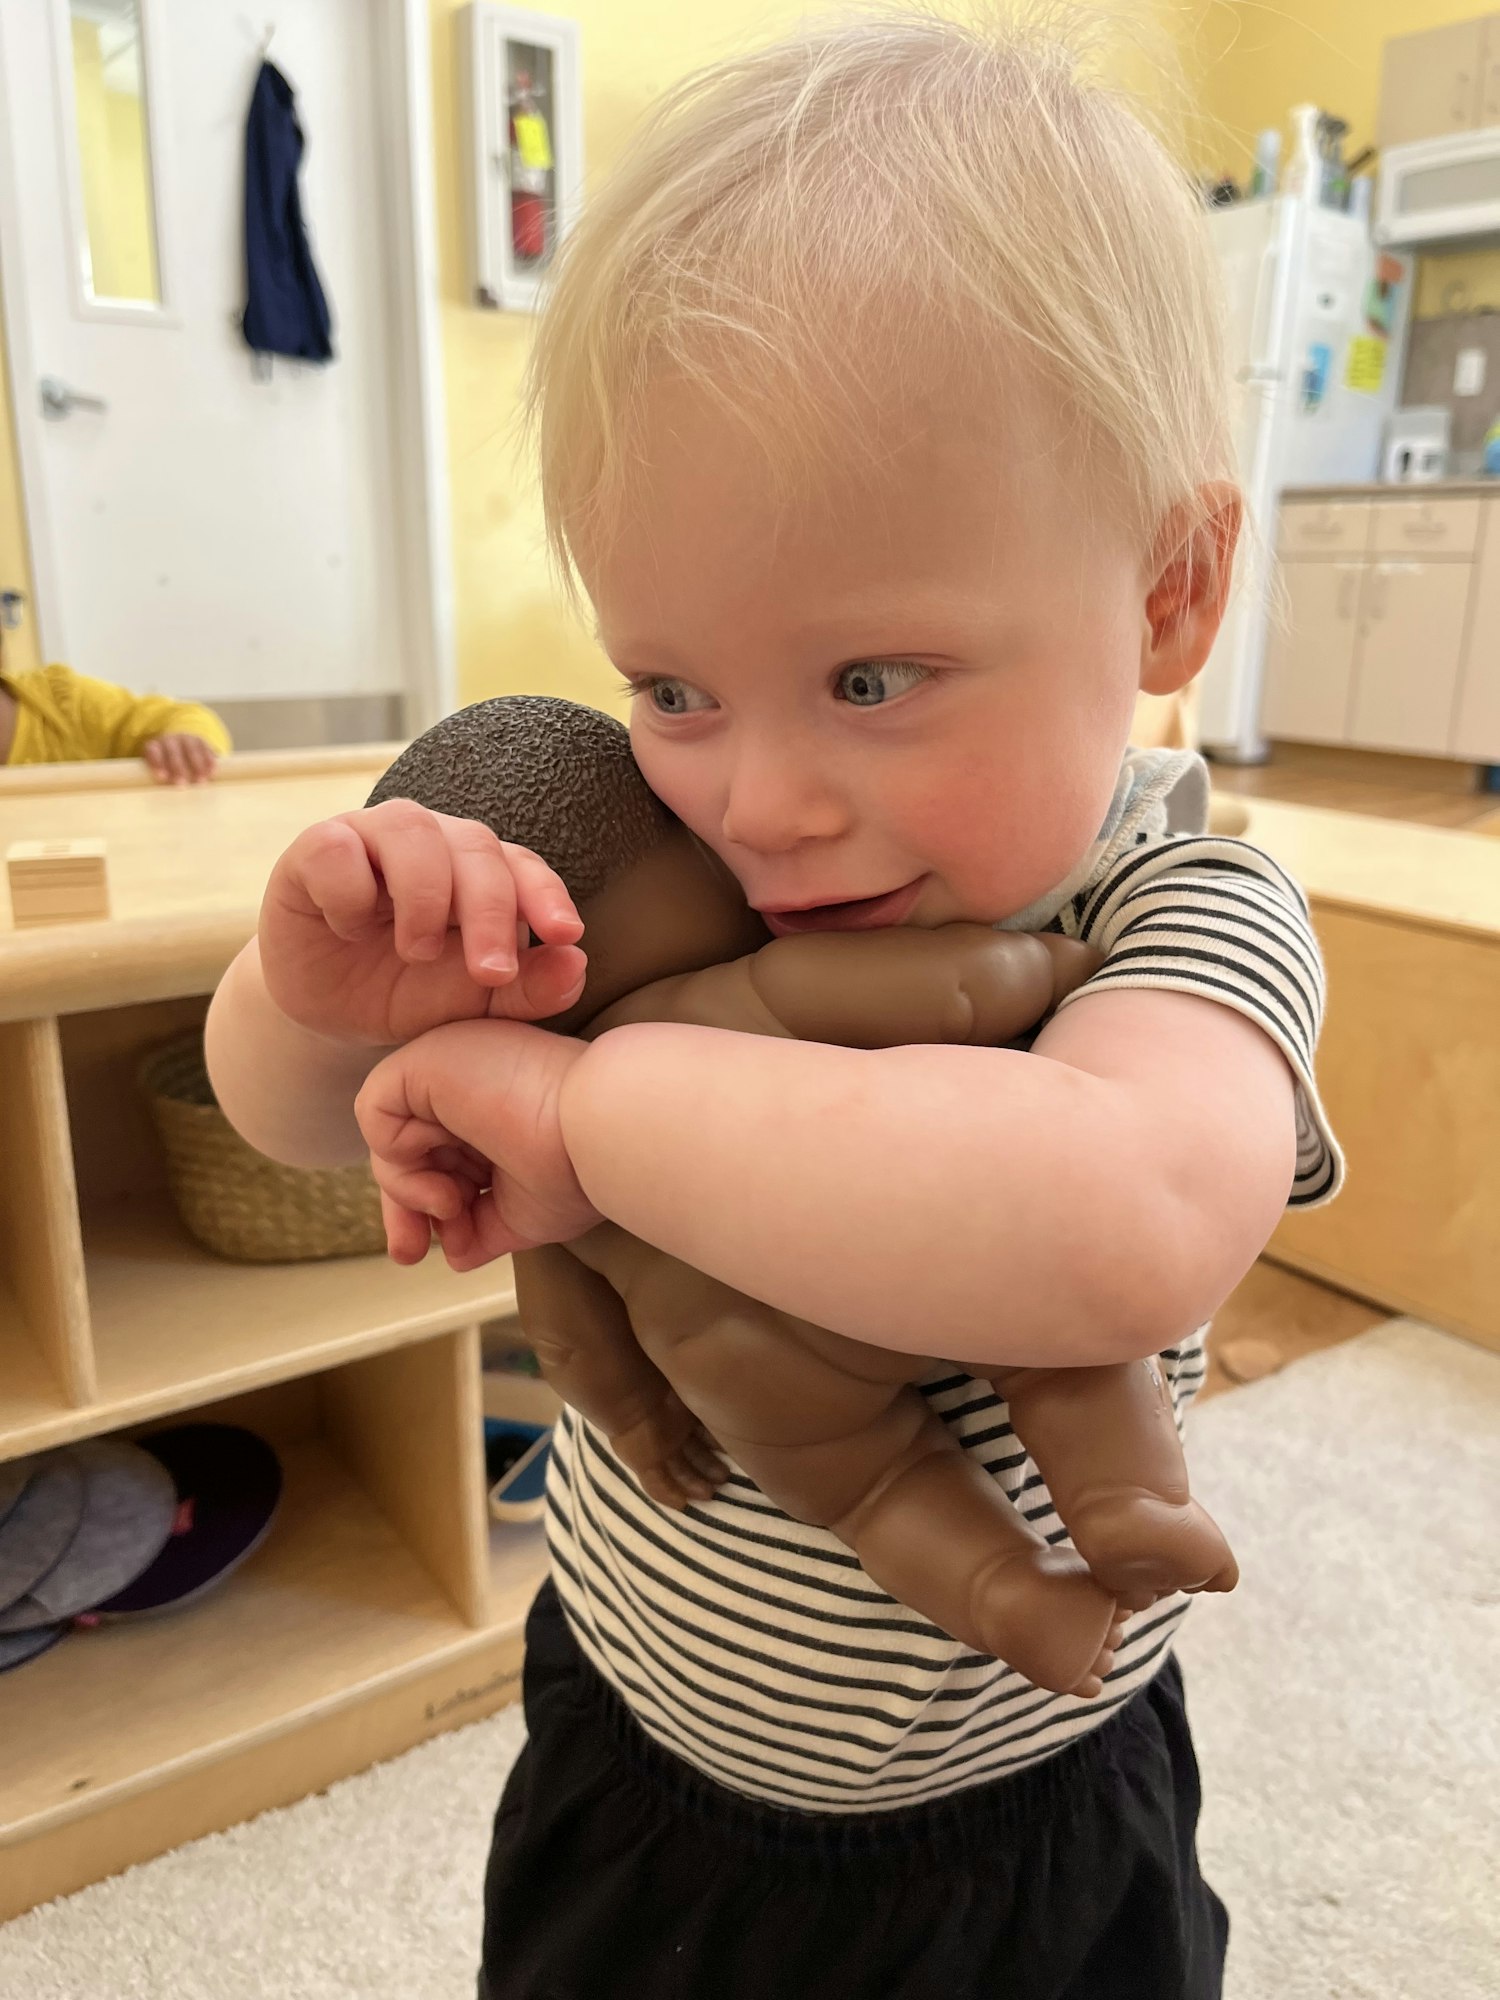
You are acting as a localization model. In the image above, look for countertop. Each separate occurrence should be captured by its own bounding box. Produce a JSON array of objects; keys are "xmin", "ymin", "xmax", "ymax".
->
[{"xmin": 1282, "ymin": 480, "xmax": 1500, "ymax": 501}]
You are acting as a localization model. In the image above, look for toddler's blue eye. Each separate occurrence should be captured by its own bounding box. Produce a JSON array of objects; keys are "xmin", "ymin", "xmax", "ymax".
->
[
  {"xmin": 642, "ymin": 678, "xmax": 713, "ymax": 715},
  {"xmin": 836, "ymin": 661, "xmax": 929, "ymax": 707}
]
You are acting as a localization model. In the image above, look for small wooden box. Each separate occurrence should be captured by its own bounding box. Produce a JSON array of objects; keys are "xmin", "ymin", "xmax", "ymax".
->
[{"xmin": 6, "ymin": 838, "xmax": 110, "ymax": 927}]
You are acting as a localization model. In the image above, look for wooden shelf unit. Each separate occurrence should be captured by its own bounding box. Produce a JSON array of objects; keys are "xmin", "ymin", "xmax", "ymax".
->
[{"xmin": 0, "ymin": 751, "xmax": 547, "ymax": 1919}]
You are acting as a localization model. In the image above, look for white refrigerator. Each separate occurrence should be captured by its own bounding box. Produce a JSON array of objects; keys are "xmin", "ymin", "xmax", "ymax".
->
[{"xmin": 1196, "ymin": 198, "xmax": 1413, "ymax": 763}]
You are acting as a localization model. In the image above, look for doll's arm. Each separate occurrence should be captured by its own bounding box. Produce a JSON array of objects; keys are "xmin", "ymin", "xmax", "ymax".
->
[
  {"xmin": 514, "ymin": 1243, "xmax": 727, "ymax": 1508},
  {"xmin": 588, "ymin": 927, "xmax": 1099, "ymax": 1048}
]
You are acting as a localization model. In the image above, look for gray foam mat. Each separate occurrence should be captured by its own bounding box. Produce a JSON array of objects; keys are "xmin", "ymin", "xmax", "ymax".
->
[
  {"xmin": 0, "ymin": 1453, "xmax": 86, "ymax": 1608},
  {"xmin": 0, "ymin": 1440, "xmax": 178, "ymax": 1632},
  {"xmin": 0, "ymin": 1621, "xmax": 65, "ymax": 1675}
]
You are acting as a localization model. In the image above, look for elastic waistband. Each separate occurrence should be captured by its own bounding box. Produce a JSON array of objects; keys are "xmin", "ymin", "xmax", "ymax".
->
[{"xmin": 543, "ymin": 1588, "xmax": 1172, "ymax": 1867}]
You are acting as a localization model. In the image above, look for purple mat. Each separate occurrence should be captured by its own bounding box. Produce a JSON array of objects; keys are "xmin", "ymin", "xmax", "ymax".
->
[{"xmin": 91, "ymin": 1424, "xmax": 282, "ymax": 1617}]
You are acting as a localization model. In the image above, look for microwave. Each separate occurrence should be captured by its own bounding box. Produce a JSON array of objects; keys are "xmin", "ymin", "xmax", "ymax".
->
[{"xmin": 1376, "ymin": 127, "xmax": 1500, "ymax": 250}]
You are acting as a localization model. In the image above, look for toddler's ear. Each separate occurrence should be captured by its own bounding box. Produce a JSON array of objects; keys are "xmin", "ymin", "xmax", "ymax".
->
[{"xmin": 1138, "ymin": 484, "xmax": 1242, "ymax": 697}]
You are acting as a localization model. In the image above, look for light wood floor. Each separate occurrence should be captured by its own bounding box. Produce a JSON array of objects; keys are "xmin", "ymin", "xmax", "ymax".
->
[
  {"xmin": 1211, "ymin": 740, "xmax": 1500, "ymax": 830},
  {"xmin": 1200, "ymin": 1260, "xmax": 1388, "ymax": 1402}
]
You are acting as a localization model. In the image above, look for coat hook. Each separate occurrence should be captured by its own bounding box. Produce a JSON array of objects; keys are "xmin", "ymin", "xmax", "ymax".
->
[{"xmin": 260, "ymin": 21, "xmax": 275, "ymax": 57}]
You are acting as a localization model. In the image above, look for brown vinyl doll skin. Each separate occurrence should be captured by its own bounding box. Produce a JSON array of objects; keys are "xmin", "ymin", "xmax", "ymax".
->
[{"xmin": 371, "ymin": 697, "xmax": 1238, "ymax": 1699}]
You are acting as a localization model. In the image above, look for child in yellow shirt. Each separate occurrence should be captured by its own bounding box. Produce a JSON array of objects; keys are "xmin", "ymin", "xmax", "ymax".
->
[{"xmin": 0, "ymin": 648, "xmax": 231, "ymax": 784}]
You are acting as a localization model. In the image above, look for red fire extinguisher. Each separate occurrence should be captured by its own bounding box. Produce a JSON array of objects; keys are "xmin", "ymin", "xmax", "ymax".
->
[{"xmin": 509, "ymin": 70, "xmax": 552, "ymax": 262}]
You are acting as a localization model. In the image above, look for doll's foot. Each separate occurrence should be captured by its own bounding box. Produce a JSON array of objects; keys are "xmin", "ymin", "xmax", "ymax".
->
[
  {"xmin": 968, "ymin": 1546, "xmax": 1125, "ymax": 1698},
  {"xmin": 1065, "ymin": 1489, "xmax": 1239, "ymax": 1612}
]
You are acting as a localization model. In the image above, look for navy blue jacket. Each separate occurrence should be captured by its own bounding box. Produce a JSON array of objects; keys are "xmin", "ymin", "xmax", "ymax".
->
[{"xmin": 242, "ymin": 61, "xmax": 334, "ymax": 362}]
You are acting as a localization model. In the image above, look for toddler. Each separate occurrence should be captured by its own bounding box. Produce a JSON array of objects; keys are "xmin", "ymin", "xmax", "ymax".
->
[
  {"xmin": 207, "ymin": 12, "xmax": 1340, "ymax": 1997},
  {"xmin": 0, "ymin": 630, "xmax": 229, "ymax": 783}
]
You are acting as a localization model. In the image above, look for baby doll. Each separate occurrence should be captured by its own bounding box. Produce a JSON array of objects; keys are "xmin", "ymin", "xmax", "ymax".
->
[{"xmin": 371, "ymin": 697, "xmax": 1237, "ymax": 1697}]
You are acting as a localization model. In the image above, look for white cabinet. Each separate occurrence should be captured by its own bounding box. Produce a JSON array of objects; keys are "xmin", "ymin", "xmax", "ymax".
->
[
  {"xmin": 1261, "ymin": 563, "xmax": 1362, "ymax": 744},
  {"xmin": 1277, "ymin": 501, "xmax": 1371, "ymax": 559},
  {"xmin": 1452, "ymin": 510, "xmax": 1500, "ymax": 761},
  {"xmin": 1347, "ymin": 561, "xmax": 1474, "ymax": 756},
  {"xmin": 1264, "ymin": 495, "xmax": 1500, "ymax": 763}
]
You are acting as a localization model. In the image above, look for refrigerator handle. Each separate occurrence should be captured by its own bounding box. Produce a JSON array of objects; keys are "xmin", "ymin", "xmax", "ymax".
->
[{"xmin": 1245, "ymin": 235, "xmax": 1284, "ymax": 382}]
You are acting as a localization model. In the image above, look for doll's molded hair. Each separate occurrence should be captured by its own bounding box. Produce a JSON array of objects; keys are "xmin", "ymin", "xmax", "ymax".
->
[
  {"xmin": 524, "ymin": 3, "xmax": 1232, "ymax": 597},
  {"xmin": 368, "ymin": 695, "xmax": 673, "ymax": 905}
]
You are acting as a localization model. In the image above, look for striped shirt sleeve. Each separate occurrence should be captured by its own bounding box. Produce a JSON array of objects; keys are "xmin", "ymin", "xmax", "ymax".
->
[{"xmin": 1056, "ymin": 833, "xmax": 1342, "ymax": 1208}]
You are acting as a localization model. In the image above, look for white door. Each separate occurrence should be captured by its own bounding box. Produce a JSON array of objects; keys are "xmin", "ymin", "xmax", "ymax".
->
[{"xmin": 0, "ymin": 0, "xmax": 450, "ymax": 726}]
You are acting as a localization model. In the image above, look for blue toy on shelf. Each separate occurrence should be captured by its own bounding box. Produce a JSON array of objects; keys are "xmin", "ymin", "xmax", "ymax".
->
[{"xmin": 484, "ymin": 1418, "xmax": 552, "ymax": 1525}]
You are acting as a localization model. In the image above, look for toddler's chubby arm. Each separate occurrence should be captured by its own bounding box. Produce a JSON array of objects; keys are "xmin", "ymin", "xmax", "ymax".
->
[
  {"xmin": 558, "ymin": 987, "xmax": 1298, "ymax": 1370},
  {"xmin": 205, "ymin": 801, "xmax": 588, "ymax": 1168}
]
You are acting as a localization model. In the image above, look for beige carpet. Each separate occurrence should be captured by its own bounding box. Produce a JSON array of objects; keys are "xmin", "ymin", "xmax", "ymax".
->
[{"xmin": 2, "ymin": 1320, "xmax": 1495, "ymax": 1999}]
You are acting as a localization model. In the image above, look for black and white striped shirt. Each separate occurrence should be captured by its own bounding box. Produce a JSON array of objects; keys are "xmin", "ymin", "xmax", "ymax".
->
[{"xmin": 545, "ymin": 749, "xmax": 1341, "ymax": 1811}]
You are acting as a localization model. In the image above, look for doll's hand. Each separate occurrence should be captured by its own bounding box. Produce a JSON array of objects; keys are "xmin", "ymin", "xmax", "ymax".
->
[
  {"xmin": 259, "ymin": 801, "xmax": 587, "ymax": 1048},
  {"xmin": 355, "ymin": 1018, "xmax": 601, "ymax": 1269},
  {"xmin": 611, "ymin": 1393, "xmax": 731, "ymax": 1510}
]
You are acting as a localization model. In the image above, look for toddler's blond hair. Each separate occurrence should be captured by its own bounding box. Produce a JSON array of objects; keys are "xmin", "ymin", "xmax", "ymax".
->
[{"xmin": 525, "ymin": 4, "xmax": 1232, "ymax": 590}]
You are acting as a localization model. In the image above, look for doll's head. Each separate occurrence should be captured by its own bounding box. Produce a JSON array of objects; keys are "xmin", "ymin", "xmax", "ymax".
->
[
  {"xmin": 368, "ymin": 696, "xmax": 766, "ymax": 1028},
  {"xmin": 521, "ymin": 9, "xmax": 1240, "ymax": 933}
]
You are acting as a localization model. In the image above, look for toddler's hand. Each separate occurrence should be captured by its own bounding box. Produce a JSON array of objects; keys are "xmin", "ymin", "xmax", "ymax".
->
[
  {"xmin": 259, "ymin": 800, "xmax": 586, "ymax": 1047},
  {"xmin": 355, "ymin": 1018, "xmax": 600, "ymax": 1270},
  {"xmin": 144, "ymin": 733, "xmax": 218, "ymax": 785}
]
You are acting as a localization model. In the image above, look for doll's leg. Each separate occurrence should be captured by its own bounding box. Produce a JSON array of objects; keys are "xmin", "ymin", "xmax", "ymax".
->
[
  {"xmin": 988, "ymin": 1361, "xmax": 1238, "ymax": 1611},
  {"xmin": 515, "ymin": 1245, "xmax": 728, "ymax": 1509},
  {"xmin": 725, "ymin": 1394, "xmax": 1125, "ymax": 1699}
]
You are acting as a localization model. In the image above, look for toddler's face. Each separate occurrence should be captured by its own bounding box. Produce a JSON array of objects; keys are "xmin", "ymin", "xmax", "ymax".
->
[{"xmin": 583, "ymin": 378, "xmax": 1175, "ymax": 933}]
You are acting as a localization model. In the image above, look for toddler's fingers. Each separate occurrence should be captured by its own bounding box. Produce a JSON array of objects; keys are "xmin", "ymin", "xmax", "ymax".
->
[
  {"xmin": 287, "ymin": 820, "xmax": 384, "ymax": 940},
  {"xmin": 435, "ymin": 1189, "xmax": 526, "ymax": 1272},
  {"xmin": 356, "ymin": 803, "xmax": 456, "ymax": 962},
  {"xmin": 443, "ymin": 820, "xmax": 525, "ymax": 981},
  {"xmin": 379, "ymin": 1189, "xmax": 434, "ymax": 1266},
  {"xmin": 368, "ymin": 1152, "xmax": 472, "ymax": 1221},
  {"xmin": 354, "ymin": 1068, "xmax": 448, "ymax": 1163},
  {"xmin": 484, "ymin": 943, "xmax": 588, "ymax": 1022},
  {"xmin": 505, "ymin": 844, "xmax": 584, "ymax": 947}
]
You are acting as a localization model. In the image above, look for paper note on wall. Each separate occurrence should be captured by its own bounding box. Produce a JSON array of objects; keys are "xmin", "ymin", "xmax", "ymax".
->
[{"xmin": 1345, "ymin": 335, "xmax": 1387, "ymax": 395}]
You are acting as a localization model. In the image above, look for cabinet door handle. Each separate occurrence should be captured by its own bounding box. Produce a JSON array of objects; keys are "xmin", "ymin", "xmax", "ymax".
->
[
  {"xmin": 1371, "ymin": 566, "xmax": 1390, "ymax": 621},
  {"xmin": 1337, "ymin": 568, "xmax": 1358, "ymax": 621}
]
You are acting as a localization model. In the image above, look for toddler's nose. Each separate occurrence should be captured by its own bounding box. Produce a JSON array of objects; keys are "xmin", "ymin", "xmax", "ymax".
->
[{"xmin": 720, "ymin": 738, "xmax": 851, "ymax": 853}]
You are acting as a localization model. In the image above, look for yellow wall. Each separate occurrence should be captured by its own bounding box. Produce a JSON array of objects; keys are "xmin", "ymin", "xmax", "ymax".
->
[
  {"xmin": 429, "ymin": 0, "xmax": 1201, "ymax": 709},
  {"xmin": 1191, "ymin": 0, "xmax": 1500, "ymax": 319}
]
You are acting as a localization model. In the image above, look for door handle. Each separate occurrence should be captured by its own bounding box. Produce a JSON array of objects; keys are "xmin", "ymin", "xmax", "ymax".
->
[
  {"xmin": 39, "ymin": 376, "xmax": 109, "ymax": 421},
  {"xmin": 0, "ymin": 588, "xmax": 25, "ymax": 630}
]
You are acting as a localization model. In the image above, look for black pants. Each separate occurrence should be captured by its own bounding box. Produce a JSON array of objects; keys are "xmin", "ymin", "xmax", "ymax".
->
[{"xmin": 479, "ymin": 1582, "xmax": 1228, "ymax": 2000}]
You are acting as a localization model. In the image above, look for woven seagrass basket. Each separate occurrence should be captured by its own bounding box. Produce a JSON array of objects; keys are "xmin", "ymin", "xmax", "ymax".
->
[{"xmin": 138, "ymin": 1033, "xmax": 385, "ymax": 1263}]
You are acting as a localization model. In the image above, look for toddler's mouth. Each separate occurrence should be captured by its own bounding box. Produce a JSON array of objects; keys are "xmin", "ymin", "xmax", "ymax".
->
[{"xmin": 759, "ymin": 879, "xmax": 923, "ymax": 936}]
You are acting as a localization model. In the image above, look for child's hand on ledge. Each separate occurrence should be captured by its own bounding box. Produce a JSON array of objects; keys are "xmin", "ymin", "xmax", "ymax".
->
[
  {"xmin": 355, "ymin": 1017, "xmax": 599, "ymax": 1270},
  {"xmin": 143, "ymin": 732, "xmax": 219, "ymax": 784}
]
